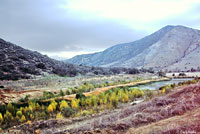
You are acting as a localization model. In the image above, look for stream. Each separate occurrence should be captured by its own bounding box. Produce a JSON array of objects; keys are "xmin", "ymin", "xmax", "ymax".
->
[{"xmin": 130, "ymin": 78, "xmax": 193, "ymax": 90}]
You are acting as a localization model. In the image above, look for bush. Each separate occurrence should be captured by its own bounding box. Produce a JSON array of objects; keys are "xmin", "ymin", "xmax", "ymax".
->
[
  {"xmin": 61, "ymin": 107, "xmax": 76, "ymax": 117},
  {"xmin": 76, "ymin": 93, "xmax": 86, "ymax": 99},
  {"xmin": 36, "ymin": 63, "xmax": 46, "ymax": 69}
]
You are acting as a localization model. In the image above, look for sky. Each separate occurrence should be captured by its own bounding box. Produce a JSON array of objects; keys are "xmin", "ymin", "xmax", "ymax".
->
[{"xmin": 0, "ymin": 0, "xmax": 200, "ymax": 60}]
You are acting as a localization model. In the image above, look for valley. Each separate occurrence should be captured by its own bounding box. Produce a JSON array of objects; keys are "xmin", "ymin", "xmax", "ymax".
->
[{"xmin": 1, "ymin": 25, "xmax": 200, "ymax": 134}]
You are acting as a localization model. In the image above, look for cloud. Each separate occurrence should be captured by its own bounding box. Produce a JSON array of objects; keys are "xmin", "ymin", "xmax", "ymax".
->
[
  {"xmin": 0, "ymin": 0, "xmax": 145, "ymax": 58},
  {"xmin": 0, "ymin": 0, "xmax": 200, "ymax": 59}
]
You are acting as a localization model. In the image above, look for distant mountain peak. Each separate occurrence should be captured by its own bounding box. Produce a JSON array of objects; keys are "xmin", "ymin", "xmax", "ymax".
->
[{"xmin": 67, "ymin": 25, "xmax": 200, "ymax": 72}]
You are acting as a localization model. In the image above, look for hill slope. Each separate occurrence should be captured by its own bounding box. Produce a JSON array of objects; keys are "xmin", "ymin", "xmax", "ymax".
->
[
  {"xmin": 0, "ymin": 38, "xmax": 113, "ymax": 80},
  {"xmin": 67, "ymin": 25, "xmax": 200, "ymax": 71}
]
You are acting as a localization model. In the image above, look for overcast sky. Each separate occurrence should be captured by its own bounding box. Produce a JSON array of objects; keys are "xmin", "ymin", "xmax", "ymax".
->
[{"xmin": 0, "ymin": 0, "xmax": 200, "ymax": 60}]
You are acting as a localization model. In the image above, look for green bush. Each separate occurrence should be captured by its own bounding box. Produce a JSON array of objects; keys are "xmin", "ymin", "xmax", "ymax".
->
[{"xmin": 61, "ymin": 107, "xmax": 76, "ymax": 117}]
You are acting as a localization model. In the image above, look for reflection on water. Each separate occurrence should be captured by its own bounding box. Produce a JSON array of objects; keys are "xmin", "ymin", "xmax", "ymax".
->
[{"xmin": 130, "ymin": 78, "xmax": 193, "ymax": 90}]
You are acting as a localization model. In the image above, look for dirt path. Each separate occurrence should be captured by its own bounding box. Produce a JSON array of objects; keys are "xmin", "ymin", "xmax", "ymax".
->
[{"xmin": 42, "ymin": 77, "xmax": 169, "ymax": 102}]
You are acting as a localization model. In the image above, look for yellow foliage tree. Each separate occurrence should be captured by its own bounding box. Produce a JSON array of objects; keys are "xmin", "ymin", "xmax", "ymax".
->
[
  {"xmin": 23, "ymin": 107, "xmax": 28, "ymax": 114},
  {"xmin": 71, "ymin": 99, "xmax": 78, "ymax": 109},
  {"xmin": 7, "ymin": 103, "xmax": 15, "ymax": 114},
  {"xmin": 47, "ymin": 104, "xmax": 54, "ymax": 114},
  {"xmin": 36, "ymin": 103, "xmax": 40, "ymax": 110},
  {"xmin": 0, "ymin": 113, "xmax": 3, "ymax": 123},
  {"xmin": 16, "ymin": 110, "xmax": 22, "ymax": 119},
  {"xmin": 20, "ymin": 115, "xmax": 26, "ymax": 123},
  {"xmin": 4, "ymin": 111, "xmax": 13, "ymax": 122},
  {"xmin": 60, "ymin": 100, "xmax": 69, "ymax": 110},
  {"xmin": 162, "ymin": 88, "xmax": 166, "ymax": 94},
  {"xmin": 56, "ymin": 113, "xmax": 63, "ymax": 119},
  {"xmin": 30, "ymin": 114, "xmax": 34, "ymax": 120},
  {"xmin": 51, "ymin": 100, "xmax": 58, "ymax": 111},
  {"xmin": 122, "ymin": 93, "xmax": 129, "ymax": 103}
]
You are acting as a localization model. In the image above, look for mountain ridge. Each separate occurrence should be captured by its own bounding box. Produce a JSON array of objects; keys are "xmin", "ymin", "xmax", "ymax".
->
[
  {"xmin": 67, "ymin": 25, "xmax": 200, "ymax": 71},
  {"xmin": 0, "ymin": 38, "xmax": 117, "ymax": 80}
]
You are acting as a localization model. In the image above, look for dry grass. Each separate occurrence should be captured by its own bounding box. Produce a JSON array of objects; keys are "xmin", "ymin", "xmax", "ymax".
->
[{"xmin": 127, "ymin": 107, "xmax": 200, "ymax": 134}]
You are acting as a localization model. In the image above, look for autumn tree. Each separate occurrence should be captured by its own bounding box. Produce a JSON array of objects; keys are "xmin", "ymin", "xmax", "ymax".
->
[
  {"xmin": 4, "ymin": 111, "xmax": 13, "ymax": 125},
  {"xmin": 47, "ymin": 104, "xmax": 54, "ymax": 114},
  {"xmin": 60, "ymin": 100, "xmax": 69, "ymax": 110},
  {"xmin": 71, "ymin": 99, "xmax": 79, "ymax": 109},
  {"xmin": 0, "ymin": 113, "xmax": 3, "ymax": 124},
  {"xmin": 20, "ymin": 115, "xmax": 26, "ymax": 123},
  {"xmin": 6, "ymin": 103, "xmax": 15, "ymax": 115}
]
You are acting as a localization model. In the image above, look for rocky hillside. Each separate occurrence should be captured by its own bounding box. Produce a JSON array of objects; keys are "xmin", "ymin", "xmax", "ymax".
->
[
  {"xmin": 0, "ymin": 38, "xmax": 115, "ymax": 80},
  {"xmin": 67, "ymin": 25, "xmax": 200, "ymax": 72}
]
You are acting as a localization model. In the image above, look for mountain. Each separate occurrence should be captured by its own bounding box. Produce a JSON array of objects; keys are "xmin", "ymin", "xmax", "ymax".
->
[
  {"xmin": 0, "ymin": 38, "xmax": 116, "ymax": 80},
  {"xmin": 67, "ymin": 25, "xmax": 200, "ymax": 71}
]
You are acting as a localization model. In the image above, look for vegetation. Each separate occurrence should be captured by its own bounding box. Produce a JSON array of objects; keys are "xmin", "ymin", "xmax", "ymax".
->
[
  {"xmin": 0, "ymin": 86, "xmax": 145, "ymax": 129},
  {"xmin": 0, "ymin": 78, "xmax": 199, "ymax": 130}
]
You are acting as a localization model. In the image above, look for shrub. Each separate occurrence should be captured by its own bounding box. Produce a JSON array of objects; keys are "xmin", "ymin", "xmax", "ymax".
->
[
  {"xmin": 36, "ymin": 63, "xmax": 46, "ymax": 69},
  {"xmin": 76, "ymin": 93, "xmax": 86, "ymax": 99},
  {"xmin": 61, "ymin": 107, "xmax": 76, "ymax": 117}
]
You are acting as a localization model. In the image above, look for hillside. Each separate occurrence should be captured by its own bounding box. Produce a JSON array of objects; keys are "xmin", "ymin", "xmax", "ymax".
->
[
  {"xmin": 67, "ymin": 25, "xmax": 200, "ymax": 71},
  {"xmin": 0, "ymin": 38, "xmax": 116, "ymax": 80}
]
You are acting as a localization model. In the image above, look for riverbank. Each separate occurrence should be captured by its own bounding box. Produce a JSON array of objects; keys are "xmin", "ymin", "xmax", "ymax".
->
[
  {"xmin": 0, "ymin": 73, "xmax": 156, "ymax": 104},
  {"xmin": 42, "ymin": 77, "xmax": 170, "ymax": 102}
]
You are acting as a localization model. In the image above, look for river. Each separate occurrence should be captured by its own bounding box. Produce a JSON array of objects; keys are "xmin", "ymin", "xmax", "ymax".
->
[{"xmin": 130, "ymin": 78, "xmax": 193, "ymax": 90}]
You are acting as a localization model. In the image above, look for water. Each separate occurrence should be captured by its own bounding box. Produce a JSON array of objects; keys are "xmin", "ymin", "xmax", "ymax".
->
[{"xmin": 130, "ymin": 78, "xmax": 193, "ymax": 90}]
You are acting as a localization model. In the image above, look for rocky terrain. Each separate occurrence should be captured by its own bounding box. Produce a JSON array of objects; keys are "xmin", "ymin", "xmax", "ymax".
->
[
  {"xmin": 0, "ymin": 38, "xmax": 142, "ymax": 80},
  {"xmin": 67, "ymin": 25, "xmax": 200, "ymax": 72},
  {"xmin": 6, "ymin": 82, "xmax": 200, "ymax": 134}
]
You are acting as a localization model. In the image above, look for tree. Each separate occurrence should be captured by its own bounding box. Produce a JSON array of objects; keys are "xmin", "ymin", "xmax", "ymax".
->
[
  {"xmin": 76, "ymin": 93, "xmax": 86, "ymax": 99},
  {"xmin": 60, "ymin": 100, "xmax": 69, "ymax": 110},
  {"xmin": 7, "ymin": 103, "xmax": 15, "ymax": 115},
  {"xmin": 59, "ymin": 90, "xmax": 64, "ymax": 99},
  {"xmin": 56, "ymin": 113, "xmax": 63, "ymax": 119},
  {"xmin": 71, "ymin": 99, "xmax": 79, "ymax": 109},
  {"xmin": 50, "ymin": 100, "xmax": 58, "ymax": 111},
  {"xmin": 4, "ymin": 111, "xmax": 13, "ymax": 124},
  {"xmin": 20, "ymin": 115, "xmax": 26, "ymax": 123},
  {"xmin": 0, "ymin": 113, "xmax": 3, "ymax": 123},
  {"xmin": 47, "ymin": 104, "xmax": 54, "ymax": 114},
  {"xmin": 16, "ymin": 111, "xmax": 23, "ymax": 118}
]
